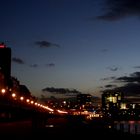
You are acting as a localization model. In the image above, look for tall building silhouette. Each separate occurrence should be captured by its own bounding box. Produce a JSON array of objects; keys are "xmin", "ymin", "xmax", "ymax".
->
[{"xmin": 0, "ymin": 43, "xmax": 11, "ymax": 86}]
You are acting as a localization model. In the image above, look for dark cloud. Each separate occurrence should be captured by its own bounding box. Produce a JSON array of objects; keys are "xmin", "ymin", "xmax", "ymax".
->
[
  {"xmin": 133, "ymin": 66, "xmax": 140, "ymax": 69},
  {"xmin": 96, "ymin": 0, "xmax": 140, "ymax": 21},
  {"xmin": 12, "ymin": 57, "xmax": 25, "ymax": 64},
  {"xmin": 105, "ymin": 84, "xmax": 117, "ymax": 88},
  {"xmin": 104, "ymin": 83, "xmax": 140, "ymax": 97},
  {"xmin": 35, "ymin": 41, "xmax": 60, "ymax": 48},
  {"xmin": 30, "ymin": 64, "xmax": 38, "ymax": 68},
  {"xmin": 46, "ymin": 63, "xmax": 55, "ymax": 67},
  {"xmin": 100, "ymin": 49, "xmax": 108, "ymax": 52},
  {"xmin": 103, "ymin": 71, "xmax": 140, "ymax": 97},
  {"xmin": 107, "ymin": 66, "xmax": 119, "ymax": 71},
  {"xmin": 101, "ymin": 76, "xmax": 116, "ymax": 81},
  {"xmin": 117, "ymin": 83, "xmax": 140, "ymax": 96},
  {"xmin": 42, "ymin": 87, "xmax": 81, "ymax": 95},
  {"xmin": 116, "ymin": 72, "xmax": 140, "ymax": 83}
]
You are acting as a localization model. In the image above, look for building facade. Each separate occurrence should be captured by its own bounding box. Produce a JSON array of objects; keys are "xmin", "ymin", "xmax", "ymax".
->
[
  {"xmin": 102, "ymin": 91, "xmax": 123, "ymax": 118},
  {"xmin": 0, "ymin": 43, "xmax": 11, "ymax": 87}
]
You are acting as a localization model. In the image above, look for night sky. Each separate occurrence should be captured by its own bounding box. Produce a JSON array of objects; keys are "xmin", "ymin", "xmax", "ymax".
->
[{"xmin": 1, "ymin": 0, "xmax": 140, "ymax": 99}]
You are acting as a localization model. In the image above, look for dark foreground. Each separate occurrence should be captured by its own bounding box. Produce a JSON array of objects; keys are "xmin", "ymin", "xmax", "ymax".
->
[{"xmin": 0, "ymin": 117, "xmax": 140, "ymax": 140}]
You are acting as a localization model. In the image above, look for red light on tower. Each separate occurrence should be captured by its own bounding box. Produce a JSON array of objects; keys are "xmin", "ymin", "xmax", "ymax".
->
[{"xmin": 0, "ymin": 42, "xmax": 6, "ymax": 48}]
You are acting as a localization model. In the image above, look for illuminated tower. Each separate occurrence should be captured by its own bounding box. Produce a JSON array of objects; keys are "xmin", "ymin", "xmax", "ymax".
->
[
  {"xmin": 0, "ymin": 43, "xmax": 11, "ymax": 86},
  {"xmin": 102, "ymin": 91, "xmax": 123, "ymax": 118}
]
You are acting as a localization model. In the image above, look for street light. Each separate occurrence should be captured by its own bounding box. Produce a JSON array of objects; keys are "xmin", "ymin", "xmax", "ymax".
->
[
  {"xmin": 20, "ymin": 96, "xmax": 24, "ymax": 101},
  {"xmin": 1, "ymin": 88, "xmax": 6, "ymax": 94},
  {"xmin": 12, "ymin": 93, "xmax": 16, "ymax": 98}
]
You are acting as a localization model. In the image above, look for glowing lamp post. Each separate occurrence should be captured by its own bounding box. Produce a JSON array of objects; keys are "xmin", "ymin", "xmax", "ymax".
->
[{"xmin": 1, "ymin": 88, "xmax": 6, "ymax": 94}]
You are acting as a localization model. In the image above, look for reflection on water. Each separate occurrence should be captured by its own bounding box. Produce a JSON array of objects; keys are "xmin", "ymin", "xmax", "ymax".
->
[
  {"xmin": 114, "ymin": 121, "xmax": 140, "ymax": 134},
  {"xmin": 45, "ymin": 125, "xmax": 54, "ymax": 128}
]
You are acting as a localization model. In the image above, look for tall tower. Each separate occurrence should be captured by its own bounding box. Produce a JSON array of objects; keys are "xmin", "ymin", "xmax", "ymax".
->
[
  {"xmin": 0, "ymin": 43, "xmax": 11, "ymax": 86},
  {"xmin": 102, "ymin": 91, "xmax": 123, "ymax": 118}
]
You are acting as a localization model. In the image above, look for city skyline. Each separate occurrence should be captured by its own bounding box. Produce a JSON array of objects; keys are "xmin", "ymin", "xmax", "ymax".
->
[{"xmin": 1, "ymin": 0, "xmax": 140, "ymax": 100}]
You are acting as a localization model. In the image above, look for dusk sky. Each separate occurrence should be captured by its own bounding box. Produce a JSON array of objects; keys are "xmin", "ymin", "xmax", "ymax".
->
[{"xmin": 1, "ymin": 0, "xmax": 140, "ymax": 99}]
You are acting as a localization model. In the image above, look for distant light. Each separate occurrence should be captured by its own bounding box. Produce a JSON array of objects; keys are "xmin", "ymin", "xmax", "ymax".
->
[
  {"xmin": 108, "ymin": 125, "xmax": 112, "ymax": 129},
  {"xmin": 57, "ymin": 109, "xmax": 68, "ymax": 114},
  {"xmin": 45, "ymin": 125, "xmax": 54, "ymax": 128}
]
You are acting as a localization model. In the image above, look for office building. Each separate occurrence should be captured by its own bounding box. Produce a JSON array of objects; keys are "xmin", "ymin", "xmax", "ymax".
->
[{"xmin": 102, "ymin": 91, "xmax": 123, "ymax": 118}]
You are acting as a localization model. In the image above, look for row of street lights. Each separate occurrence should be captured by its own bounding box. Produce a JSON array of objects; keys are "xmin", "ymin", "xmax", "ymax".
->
[{"xmin": 0, "ymin": 88, "xmax": 54, "ymax": 113}]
